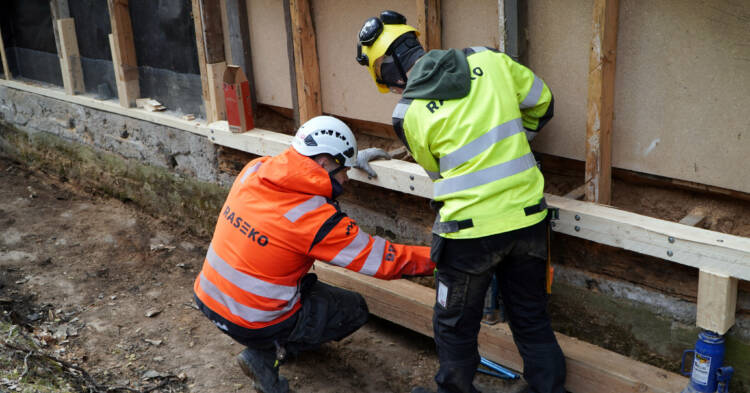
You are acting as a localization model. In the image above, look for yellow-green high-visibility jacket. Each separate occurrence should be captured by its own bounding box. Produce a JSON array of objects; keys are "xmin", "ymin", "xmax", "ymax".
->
[{"xmin": 392, "ymin": 47, "xmax": 554, "ymax": 239}]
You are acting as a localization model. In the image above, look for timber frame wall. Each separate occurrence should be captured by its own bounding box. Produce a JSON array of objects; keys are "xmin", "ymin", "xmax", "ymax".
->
[{"xmin": 1, "ymin": 1, "xmax": 749, "ymax": 392}]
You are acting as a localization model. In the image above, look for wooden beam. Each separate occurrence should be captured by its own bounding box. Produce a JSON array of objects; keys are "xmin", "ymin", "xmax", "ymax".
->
[
  {"xmin": 584, "ymin": 0, "xmax": 619, "ymax": 204},
  {"xmin": 696, "ymin": 270, "xmax": 738, "ymax": 334},
  {"xmin": 416, "ymin": 0, "xmax": 442, "ymax": 51},
  {"xmin": 107, "ymin": 0, "xmax": 139, "ymax": 107},
  {"xmin": 56, "ymin": 18, "xmax": 85, "ymax": 95},
  {"xmin": 192, "ymin": 0, "xmax": 226, "ymax": 122},
  {"xmin": 283, "ymin": 0, "xmax": 322, "ymax": 126},
  {"xmin": 222, "ymin": 0, "xmax": 257, "ymax": 114},
  {"xmin": 314, "ymin": 262, "xmax": 688, "ymax": 393},
  {"xmin": 0, "ymin": 27, "xmax": 10, "ymax": 80}
]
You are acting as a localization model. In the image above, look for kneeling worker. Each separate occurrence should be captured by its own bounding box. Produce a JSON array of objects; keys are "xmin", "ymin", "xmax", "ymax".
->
[{"xmin": 193, "ymin": 115, "xmax": 436, "ymax": 393}]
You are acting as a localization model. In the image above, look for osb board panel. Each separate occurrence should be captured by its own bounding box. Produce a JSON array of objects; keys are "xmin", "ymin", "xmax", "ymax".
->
[
  {"xmin": 314, "ymin": 0, "xmax": 500, "ymax": 125},
  {"xmin": 528, "ymin": 0, "xmax": 750, "ymax": 194},
  {"xmin": 440, "ymin": 0, "xmax": 500, "ymax": 52},
  {"xmin": 526, "ymin": 0, "xmax": 591, "ymax": 162},
  {"xmin": 313, "ymin": 0, "xmax": 411, "ymax": 124},
  {"xmin": 247, "ymin": 0, "xmax": 292, "ymax": 108}
]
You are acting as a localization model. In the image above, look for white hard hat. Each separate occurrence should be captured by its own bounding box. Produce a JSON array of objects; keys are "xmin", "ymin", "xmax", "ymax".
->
[{"xmin": 292, "ymin": 116, "xmax": 358, "ymax": 167}]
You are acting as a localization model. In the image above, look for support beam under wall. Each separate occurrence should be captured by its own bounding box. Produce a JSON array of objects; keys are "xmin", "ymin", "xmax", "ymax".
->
[
  {"xmin": 314, "ymin": 262, "xmax": 688, "ymax": 393},
  {"xmin": 108, "ymin": 0, "xmax": 140, "ymax": 107},
  {"xmin": 0, "ymin": 27, "xmax": 10, "ymax": 80},
  {"xmin": 584, "ymin": 0, "xmax": 619, "ymax": 205},
  {"xmin": 192, "ymin": 0, "xmax": 227, "ymax": 123},
  {"xmin": 416, "ymin": 0, "xmax": 442, "ymax": 51},
  {"xmin": 696, "ymin": 270, "xmax": 738, "ymax": 335},
  {"xmin": 283, "ymin": 0, "xmax": 322, "ymax": 126}
]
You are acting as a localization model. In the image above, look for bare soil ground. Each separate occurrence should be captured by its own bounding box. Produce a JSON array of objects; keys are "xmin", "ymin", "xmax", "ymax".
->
[{"xmin": 0, "ymin": 156, "xmax": 525, "ymax": 393}]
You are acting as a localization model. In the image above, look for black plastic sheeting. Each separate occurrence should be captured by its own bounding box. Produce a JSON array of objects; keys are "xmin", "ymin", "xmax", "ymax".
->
[
  {"xmin": 1, "ymin": 0, "xmax": 204, "ymax": 117},
  {"xmin": 130, "ymin": 0, "xmax": 200, "ymax": 74}
]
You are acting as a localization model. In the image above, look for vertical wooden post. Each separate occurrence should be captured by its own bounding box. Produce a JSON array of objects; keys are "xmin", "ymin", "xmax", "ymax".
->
[
  {"xmin": 584, "ymin": 0, "xmax": 619, "ymax": 204},
  {"xmin": 56, "ymin": 19, "xmax": 85, "ymax": 95},
  {"xmin": 222, "ymin": 0, "xmax": 257, "ymax": 114},
  {"xmin": 108, "ymin": 0, "xmax": 140, "ymax": 107},
  {"xmin": 416, "ymin": 0, "xmax": 442, "ymax": 51},
  {"xmin": 0, "ymin": 28, "xmax": 10, "ymax": 80},
  {"xmin": 696, "ymin": 270, "xmax": 738, "ymax": 335},
  {"xmin": 192, "ymin": 0, "xmax": 226, "ymax": 123},
  {"xmin": 283, "ymin": 0, "xmax": 322, "ymax": 126},
  {"xmin": 50, "ymin": 0, "xmax": 84, "ymax": 94}
]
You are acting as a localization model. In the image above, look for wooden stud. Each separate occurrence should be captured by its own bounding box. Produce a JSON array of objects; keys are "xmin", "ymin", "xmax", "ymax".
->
[
  {"xmin": 416, "ymin": 0, "xmax": 442, "ymax": 51},
  {"xmin": 192, "ymin": 0, "xmax": 226, "ymax": 123},
  {"xmin": 0, "ymin": 27, "xmax": 10, "ymax": 80},
  {"xmin": 584, "ymin": 0, "xmax": 619, "ymax": 204},
  {"xmin": 283, "ymin": 0, "xmax": 322, "ymax": 126},
  {"xmin": 314, "ymin": 262, "xmax": 688, "ymax": 393},
  {"xmin": 222, "ymin": 0, "xmax": 257, "ymax": 113},
  {"xmin": 56, "ymin": 18, "xmax": 85, "ymax": 95},
  {"xmin": 696, "ymin": 270, "xmax": 738, "ymax": 334},
  {"xmin": 108, "ymin": 0, "xmax": 140, "ymax": 107}
]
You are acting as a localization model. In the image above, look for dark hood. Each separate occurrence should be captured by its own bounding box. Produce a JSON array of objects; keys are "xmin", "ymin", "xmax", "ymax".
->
[{"xmin": 403, "ymin": 49, "xmax": 471, "ymax": 100}]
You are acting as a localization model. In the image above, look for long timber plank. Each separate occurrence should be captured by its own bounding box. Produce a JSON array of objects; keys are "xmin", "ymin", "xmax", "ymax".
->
[
  {"xmin": 313, "ymin": 262, "xmax": 687, "ymax": 393},
  {"xmin": 1, "ymin": 79, "xmax": 749, "ymax": 283}
]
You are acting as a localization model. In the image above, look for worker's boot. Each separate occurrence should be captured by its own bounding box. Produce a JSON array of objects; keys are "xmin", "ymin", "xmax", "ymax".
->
[{"xmin": 236, "ymin": 348, "xmax": 289, "ymax": 393}]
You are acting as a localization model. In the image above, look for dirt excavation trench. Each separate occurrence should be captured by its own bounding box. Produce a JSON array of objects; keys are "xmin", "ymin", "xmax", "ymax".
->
[{"xmin": 0, "ymin": 156, "xmax": 527, "ymax": 393}]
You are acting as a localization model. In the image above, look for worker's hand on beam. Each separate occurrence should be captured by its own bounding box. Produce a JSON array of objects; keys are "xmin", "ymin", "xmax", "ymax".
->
[{"xmin": 354, "ymin": 148, "xmax": 391, "ymax": 178}]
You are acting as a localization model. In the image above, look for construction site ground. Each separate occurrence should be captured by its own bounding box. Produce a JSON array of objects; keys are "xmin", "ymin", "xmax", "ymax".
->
[
  {"xmin": 2, "ymin": 150, "xmax": 750, "ymax": 393},
  {"xmin": 0, "ymin": 155, "xmax": 528, "ymax": 393}
]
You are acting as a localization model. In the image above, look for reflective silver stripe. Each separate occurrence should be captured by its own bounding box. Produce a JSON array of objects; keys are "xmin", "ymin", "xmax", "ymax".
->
[
  {"xmin": 439, "ymin": 118, "xmax": 524, "ymax": 173},
  {"xmin": 206, "ymin": 244, "xmax": 297, "ymax": 301},
  {"xmin": 283, "ymin": 196, "xmax": 326, "ymax": 223},
  {"xmin": 433, "ymin": 152, "xmax": 537, "ymax": 197},
  {"xmin": 197, "ymin": 273, "xmax": 299, "ymax": 323},
  {"xmin": 525, "ymin": 130, "xmax": 538, "ymax": 142},
  {"xmin": 425, "ymin": 168, "xmax": 441, "ymax": 180},
  {"xmin": 392, "ymin": 102, "xmax": 410, "ymax": 120},
  {"xmin": 330, "ymin": 230, "xmax": 370, "ymax": 268},
  {"xmin": 520, "ymin": 76, "xmax": 543, "ymax": 109},
  {"xmin": 470, "ymin": 46, "xmax": 488, "ymax": 54},
  {"xmin": 240, "ymin": 162, "xmax": 262, "ymax": 183},
  {"xmin": 359, "ymin": 236, "xmax": 386, "ymax": 276}
]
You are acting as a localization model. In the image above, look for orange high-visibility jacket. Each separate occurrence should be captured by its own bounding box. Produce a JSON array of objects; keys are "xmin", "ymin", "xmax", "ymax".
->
[{"xmin": 194, "ymin": 147, "xmax": 435, "ymax": 329}]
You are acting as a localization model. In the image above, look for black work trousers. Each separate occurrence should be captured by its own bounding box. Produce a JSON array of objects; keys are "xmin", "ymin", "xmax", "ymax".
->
[
  {"xmin": 196, "ymin": 273, "xmax": 369, "ymax": 358},
  {"xmin": 432, "ymin": 219, "xmax": 566, "ymax": 393}
]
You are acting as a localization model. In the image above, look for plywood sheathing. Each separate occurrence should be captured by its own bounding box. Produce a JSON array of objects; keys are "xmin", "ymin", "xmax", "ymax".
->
[{"xmin": 529, "ymin": 0, "xmax": 750, "ymax": 195}]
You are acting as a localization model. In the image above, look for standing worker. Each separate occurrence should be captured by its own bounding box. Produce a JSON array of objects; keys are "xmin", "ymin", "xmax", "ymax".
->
[
  {"xmin": 193, "ymin": 115, "xmax": 435, "ymax": 393},
  {"xmin": 356, "ymin": 11, "xmax": 565, "ymax": 393}
]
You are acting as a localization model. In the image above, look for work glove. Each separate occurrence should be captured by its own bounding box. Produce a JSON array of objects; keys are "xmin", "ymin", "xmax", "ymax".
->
[{"xmin": 354, "ymin": 148, "xmax": 391, "ymax": 178}]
